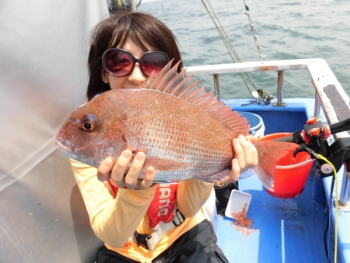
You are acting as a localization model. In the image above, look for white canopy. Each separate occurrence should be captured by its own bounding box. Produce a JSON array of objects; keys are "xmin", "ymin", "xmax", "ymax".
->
[{"xmin": 0, "ymin": 1, "xmax": 109, "ymax": 262}]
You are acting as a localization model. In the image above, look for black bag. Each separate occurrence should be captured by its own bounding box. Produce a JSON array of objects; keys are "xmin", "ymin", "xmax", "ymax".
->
[
  {"xmin": 96, "ymin": 220, "xmax": 228, "ymax": 263},
  {"xmin": 214, "ymin": 182, "xmax": 238, "ymax": 216}
]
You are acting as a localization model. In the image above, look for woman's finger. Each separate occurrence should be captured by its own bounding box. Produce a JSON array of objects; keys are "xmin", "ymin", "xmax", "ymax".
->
[
  {"xmin": 111, "ymin": 150, "xmax": 133, "ymax": 187},
  {"xmin": 218, "ymin": 159, "xmax": 240, "ymax": 185},
  {"xmin": 124, "ymin": 152, "xmax": 146, "ymax": 190},
  {"xmin": 249, "ymin": 141, "xmax": 259, "ymax": 166},
  {"xmin": 245, "ymin": 135, "xmax": 259, "ymax": 144},
  {"xmin": 245, "ymin": 135, "xmax": 259, "ymax": 167},
  {"xmin": 137, "ymin": 167, "xmax": 155, "ymax": 190},
  {"xmin": 97, "ymin": 156, "xmax": 114, "ymax": 181},
  {"xmin": 233, "ymin": 136, "xmax": 246, "ymax": 170}
]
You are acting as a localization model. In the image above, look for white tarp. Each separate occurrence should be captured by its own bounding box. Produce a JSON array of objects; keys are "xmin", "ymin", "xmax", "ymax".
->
[{"xmin": 0, "ymin": 1, "xmax": 109, "ymax": 262}]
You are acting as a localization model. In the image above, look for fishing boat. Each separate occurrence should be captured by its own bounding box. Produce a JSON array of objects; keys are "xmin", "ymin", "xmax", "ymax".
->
[
  {"xmin": 1, "ymin": 0, "xmax": 349, "ymax": 262},
  {"xmin": 189, "ymin": 58, "xmax": 350, "ymax": 263}
]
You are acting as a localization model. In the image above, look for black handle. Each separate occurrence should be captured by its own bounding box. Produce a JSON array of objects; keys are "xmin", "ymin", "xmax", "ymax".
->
[
  {"xmin": 272, "ymin": 135, "xmax": 296, "ymax": 142},
  {"xmin": 270, "ymin": 132, "xmax": 304, "ymax": 143},
  {"xmin": 271, "ymin": 117, "xmax": 350, "ymax": 144},
  {"xmin": 329, "ymin": 117, "xmax": 350, "ymax": 134}
]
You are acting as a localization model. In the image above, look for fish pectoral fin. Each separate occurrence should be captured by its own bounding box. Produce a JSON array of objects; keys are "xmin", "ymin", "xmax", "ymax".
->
[
  {"xmin": 145, "ymin": 156, "xmax": 191, "ymax": 171},
  {"xmin": 194, "ymin": 169, "xmax": 232, "ymax": 183}
]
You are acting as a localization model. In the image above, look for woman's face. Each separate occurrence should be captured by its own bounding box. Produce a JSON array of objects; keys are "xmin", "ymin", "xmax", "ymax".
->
[{"xmin": 101, "ymin": 38, "xmax": 149, "ymax": 90}]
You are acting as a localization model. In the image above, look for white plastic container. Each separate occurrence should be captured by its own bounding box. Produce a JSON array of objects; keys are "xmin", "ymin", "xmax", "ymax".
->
[{"xmin": 225, "ymin": 190, "xmax": 252, "ymax": 219}]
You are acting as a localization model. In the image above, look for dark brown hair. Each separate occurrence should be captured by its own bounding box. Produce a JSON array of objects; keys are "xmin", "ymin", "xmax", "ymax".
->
[{"xmin": 86, "ymin": 11, "xmax": 183, "ymax": 100}]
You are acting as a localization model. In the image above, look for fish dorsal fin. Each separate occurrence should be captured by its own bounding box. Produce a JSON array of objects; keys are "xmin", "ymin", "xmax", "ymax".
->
[
  {"xmin": 147, "ymin": 59, "xmax": 177, "ymax": 91},
  {"xmin": 143, "ymin": 61, "xmax": 249, "ymax": 134}
]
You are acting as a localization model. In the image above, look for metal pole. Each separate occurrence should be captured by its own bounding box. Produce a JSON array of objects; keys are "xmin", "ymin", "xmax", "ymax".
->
[
  {"xmin": 273, "ymin": 70, "xmax": 285, "ymax": 106},
  {"xmin": 339, "ymin": 163, "xmax": 350, "ymax": 206},
  {"xmin": 130, "ymin": 0, "xmax": 136, "ymax": 12},
  {"xmin": 314, "ymin": 92, "xmax": 321, "ymax": 118},
  {"xmin": 213, "ymin": 74, "xmax": 220, "ymax": 101}
]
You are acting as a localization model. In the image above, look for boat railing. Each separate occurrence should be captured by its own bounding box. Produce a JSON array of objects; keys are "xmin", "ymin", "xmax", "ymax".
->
[{"xmin": 186, "ymin": 58, "xmax": 350, "ymax": 205}]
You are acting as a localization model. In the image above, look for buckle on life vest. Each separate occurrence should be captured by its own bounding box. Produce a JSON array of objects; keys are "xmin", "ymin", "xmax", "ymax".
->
[
  {"xmin": 172, "ymin": 209, "xmax": 185, "ymax": 226},
  {"xmin": 133, "ymin": 209, "xmax": 186, "ymax": 250},
  {"xmin": 134, "ymin": 231, "xmax": 152, "ymax": 250}
]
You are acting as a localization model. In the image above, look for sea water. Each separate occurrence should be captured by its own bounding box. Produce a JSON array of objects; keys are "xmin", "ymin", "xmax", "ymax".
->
[{"xmin": 139, "ymin": 0, "xmax": 350, "ymax": 99}]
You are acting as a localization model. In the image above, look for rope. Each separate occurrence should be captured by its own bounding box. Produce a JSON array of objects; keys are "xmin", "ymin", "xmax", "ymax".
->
[
  {"xmin": 306, "ymin": 147, "xmax": 338, "ymax": 263},
  {"xmin": 242, "ymin": 0, "xmax": 265, "ymax": 60},
  {"xmin": 316, "ymin": 154, "xmax": 338, "ymax": 263},
  {"xmin": 201, "ymin": 0, "xmax": 259, "ymax": 97}
]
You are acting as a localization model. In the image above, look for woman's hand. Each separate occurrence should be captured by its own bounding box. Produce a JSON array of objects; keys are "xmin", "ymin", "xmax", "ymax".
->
[
  {"xmin": 218, "ymin": 134, "xmax": 258, "ymax": 185},
  {"xmin": 97, "ymin": 150, "xmax": 155, "ymax": 190}
]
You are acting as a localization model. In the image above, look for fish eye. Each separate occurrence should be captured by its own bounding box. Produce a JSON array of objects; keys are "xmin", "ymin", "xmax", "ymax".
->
[{"xmin": 81, "ymin": 120, "xmax": 95, "ymax": 132}]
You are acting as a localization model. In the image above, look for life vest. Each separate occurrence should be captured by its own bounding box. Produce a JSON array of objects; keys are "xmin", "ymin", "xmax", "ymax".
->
[{"xmin": 107, "ymin": 180, "xmax": 178, "ymax": 229}]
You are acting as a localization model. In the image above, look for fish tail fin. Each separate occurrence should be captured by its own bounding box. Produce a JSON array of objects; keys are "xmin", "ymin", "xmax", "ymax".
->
[{"xmin": 254, "ymin": 141, "xmax": 299, "ymax": 191}]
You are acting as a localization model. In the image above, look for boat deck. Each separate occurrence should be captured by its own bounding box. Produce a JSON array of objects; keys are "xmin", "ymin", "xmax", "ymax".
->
[
  {"xmin": 217, "ymin": 98, "xmax": 331, "ymax": 263},
  {"xmin": 217, "ymin": 166, "xmax": 328, "ymax": 263}
]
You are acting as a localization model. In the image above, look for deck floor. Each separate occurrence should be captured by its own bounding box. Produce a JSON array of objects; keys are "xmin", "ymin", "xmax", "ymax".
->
[{"xmin": 216, "ymin": 166, "xmax": 329, "ymax": 263}]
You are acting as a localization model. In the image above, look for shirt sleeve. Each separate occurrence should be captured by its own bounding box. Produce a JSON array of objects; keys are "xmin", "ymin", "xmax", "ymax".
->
[
  {"xmin": 70, "ymin": 159, "xmax": 157, "ymax": 248},
  {"xmin": 176, "ymin": 178, "xmax": 213, "ymax": 218}
]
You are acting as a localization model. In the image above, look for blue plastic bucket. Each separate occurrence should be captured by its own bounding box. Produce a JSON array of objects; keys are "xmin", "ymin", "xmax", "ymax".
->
[{"xmin": 238, "ymin": 111, "xmax": 265, "ymax": 138}]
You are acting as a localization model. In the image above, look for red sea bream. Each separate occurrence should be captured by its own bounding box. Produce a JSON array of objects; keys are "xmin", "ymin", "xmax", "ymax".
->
[{"xmin": 55, "ymin": 61, "xmax": 298, "ymax": 190}]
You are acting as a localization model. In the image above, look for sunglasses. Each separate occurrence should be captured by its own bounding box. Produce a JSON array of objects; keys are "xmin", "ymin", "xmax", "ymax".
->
[{"xmin": 102, "ymin": 48, "xmax": 169, "ymax": 77}]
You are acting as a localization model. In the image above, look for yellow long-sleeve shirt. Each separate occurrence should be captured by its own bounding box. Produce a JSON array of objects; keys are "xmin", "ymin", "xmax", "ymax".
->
[{"xmin": 70, "ymin": 159, "xmax": 214, "ymax": 262}]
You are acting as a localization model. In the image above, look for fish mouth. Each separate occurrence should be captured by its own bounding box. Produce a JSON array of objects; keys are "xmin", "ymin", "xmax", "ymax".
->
[{"xmin": 54, "ymin": 139, "xmax": 78, "ymax": 159}]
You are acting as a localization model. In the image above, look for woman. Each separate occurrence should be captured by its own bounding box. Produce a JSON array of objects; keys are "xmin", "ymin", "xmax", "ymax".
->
[{"xmin": 71, "ymin": 11, "xmax": 258, "ymax": 263}]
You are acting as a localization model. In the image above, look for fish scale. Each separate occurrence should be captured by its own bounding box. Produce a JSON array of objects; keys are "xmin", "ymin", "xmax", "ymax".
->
[
  {"xmin": 55, "ymin": 61, "xmax": 299, "ymax": 190},
  {"xmin": 120, "ymin": 89, "xmax": 234, "ymax": 177}
]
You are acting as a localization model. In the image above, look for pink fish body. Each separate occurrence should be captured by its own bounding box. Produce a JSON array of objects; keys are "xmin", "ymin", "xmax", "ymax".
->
[{"xmin": 55, "ymin": 62, "xmax": 297, "ymax": 190}]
